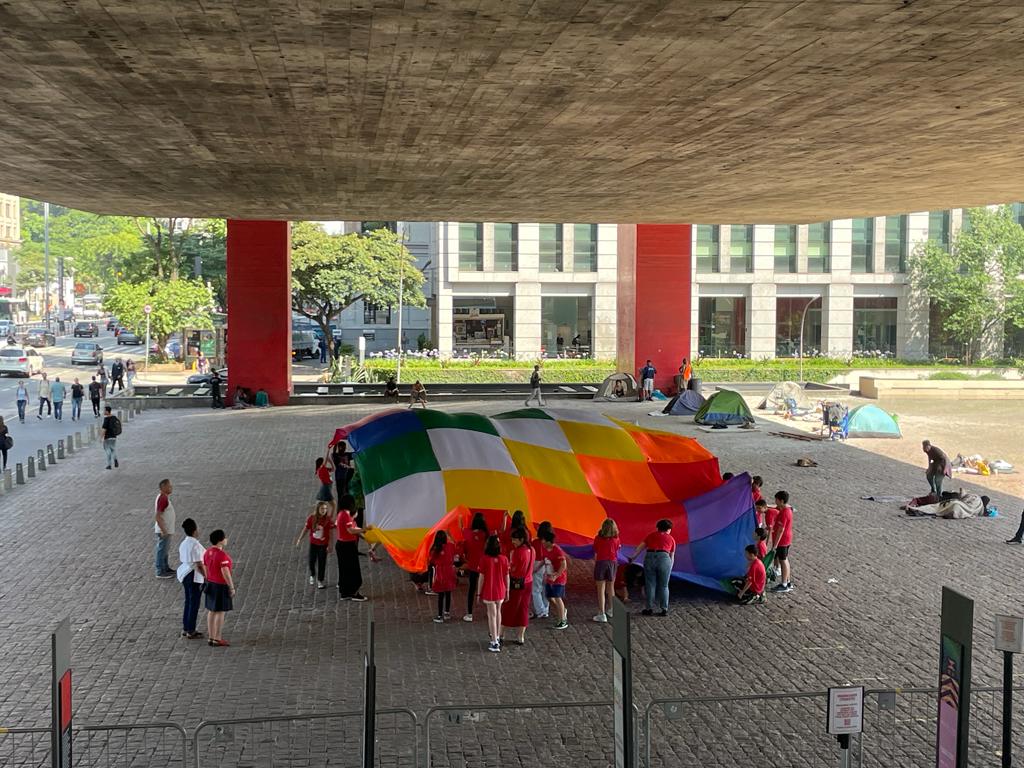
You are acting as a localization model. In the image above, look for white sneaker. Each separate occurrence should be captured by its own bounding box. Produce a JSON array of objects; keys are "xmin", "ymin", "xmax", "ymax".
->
[
  {"xmin": 488, "ymin": 641, "xmax": 501, "ymax": 653},
  {"xmin": 606, "ymin": 609, "xmax": 613, "ymax": 618},
  {"xmin": 593, "ymin": 613, "xmax": 608, "ymax": 623},
  {"xmin": 317, "ymin": 581, "xmax": 326, "ymax": 590},
  {"xmin": 308, "ymin": 576, "xmax": 315, "ymax": 585},
  {"xmin": 462, "ymin": 614, "xmax": 473, "ymax": 622}
]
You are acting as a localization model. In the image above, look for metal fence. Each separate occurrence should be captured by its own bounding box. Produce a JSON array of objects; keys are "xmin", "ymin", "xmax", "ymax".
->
[
  {"xmin": 0, "ymin": 722, "xmax": 188, "ymax": 768},
  {"xmin": 192, "ymin": 708, "xmax": 418, "ymax": 768}
]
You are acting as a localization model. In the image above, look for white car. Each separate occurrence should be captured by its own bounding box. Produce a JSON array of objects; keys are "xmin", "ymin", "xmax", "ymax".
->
[{"xmin": 0, "ymin": 346, "xmax": 44, "ymax": 377}]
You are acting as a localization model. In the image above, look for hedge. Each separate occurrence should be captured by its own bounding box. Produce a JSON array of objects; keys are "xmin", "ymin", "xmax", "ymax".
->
[{"xmin": 349, "ymin": 359, "xmax": 617, "ymax": 384}]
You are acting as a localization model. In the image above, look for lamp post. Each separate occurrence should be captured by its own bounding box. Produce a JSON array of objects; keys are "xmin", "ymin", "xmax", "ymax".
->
[
  {"xmin": 43, "ymin": 202, "xmax": 50, "ymax": 330},
  {"xmin": 396, "ymin": 256, "xmax": 404, "ymax": 385},
  {"xmin": 798, "ymin": 295, "xmax": 821, "ymax": 383}
]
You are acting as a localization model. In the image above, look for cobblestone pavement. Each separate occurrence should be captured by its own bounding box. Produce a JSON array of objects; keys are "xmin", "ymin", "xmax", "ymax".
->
[{"xmin": 1, "ymin": 400, "xmax": 1022, "ymax": 766}]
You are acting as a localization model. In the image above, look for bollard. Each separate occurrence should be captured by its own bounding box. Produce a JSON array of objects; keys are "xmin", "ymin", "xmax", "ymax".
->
[
  {"xmin": 2, "ymin": 469, "xmax": 10, "ymax": 492},
  {"xmin": 26, "ymin": 457, "xmax": 35, "ymax": 478},
  {"xmin": 57, "ymin": 440, "xmax": 65, "ymax": 460},
  {"xmin": 66, "ymin": 434, "xmax": 74, "ymax": 455},
  {"xmin": 38, "ymin": 449, "xmax": 47, "ymax": 470},
  {"xmin": 15, "ymin": 463, "xmax": 24, "ymax": 485},
  {"xmin": 74, "ymin": 432, "xmax": 82, "ymax": 449},
  {"xmin": 47, "ymin": 445, "xmax": 56, "ymax": 465},
  {"xmin": 126, "ymin": 407, "xmax": 133, "ymax": 421},
  {"xmin": 135, "ymin": 401, "xmax": 142, "ymax": 415},
  {"xmin": 88, "ymin": 425, "xmax": 96, "ymax": 442}
]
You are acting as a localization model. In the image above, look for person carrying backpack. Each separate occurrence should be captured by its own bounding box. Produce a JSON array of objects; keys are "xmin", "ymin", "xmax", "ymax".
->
[{"xmin": 101, "ymin": 405, "xmax": 122, "ymax": 469}]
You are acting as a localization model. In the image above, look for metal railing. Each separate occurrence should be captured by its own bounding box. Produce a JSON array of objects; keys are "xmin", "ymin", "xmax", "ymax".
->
[
  {"xmin": 0, "ymin": 722, "xmax": 187, "ymax": 768},
  {"xmin": 192, "ymin": 708, "xmax": 418, "ymax": 768},
  {"xmin": 0, "ymin": 726, "xmax": 51, "ymax": 767}
]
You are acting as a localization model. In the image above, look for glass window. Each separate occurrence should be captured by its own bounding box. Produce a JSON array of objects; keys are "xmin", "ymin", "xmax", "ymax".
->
[
  {"xmin": 884, "ymin": 215, "xmax": 907, "ymax": 273},
  {"xmin": 541, "ymin": 296, "xmax": 592, "ymax": 358},
  {"xmin": 539, "ymin": 223, "xmax": 563, "ymax": 272},
  {"xmin": 573, "ymin": 224, "xmax": 597, "ymax": 271},
  {"xmin": 774, "ymin": 225, "xmax": 797, "ymax": 273},
  {"xmin": 361, "ymin": 221, "xmax": 397, "ymax": 233},
  {"xmin": 493, "ymin": 223, "xmax": 518, "ymax": 271},
  {"xmin": 807, "ymin": 223, "xmax": 830, "ymax": 273},
  {"xmin": 697, "ymin": 297, "xmax": 746, "ymax": 357},
  {"xmin": 853, "ymin": 297, "xmax": 897, "ymax": 356},
  {"xmin": 928, "ymin": 210, "xmax": 950, "ymax": 251},
  {"xmin": 775, "ymin": 297, "xmax": 822, "ymax": 357},
  {"xmin": 961, "ymin": 210, "xmax": 976, "ymax": 234},
  {"xmin": 851, "ymin": 218, "xmax": 874, "ymax": 274},
  {"xmin": 729, "ymin": 225, "xmax": 753, "ymax": 273},
  {"xmin": 363, "ymin": 301, "xmax": 391, "ymax": 325},
  {"xmin": 452, "ymin": 297, "xmax": 514, "ymax": 356},
  {"xmin": 695, "ymin": 225, "xmax": 720, "ymax": 273},
  {"xmin": 1013, "ymin": 204, "xmax": 1024, "ymax": 228},
  {"xmin": 458, "ymin": 223, "xmax": 483, "ymax": 271}
]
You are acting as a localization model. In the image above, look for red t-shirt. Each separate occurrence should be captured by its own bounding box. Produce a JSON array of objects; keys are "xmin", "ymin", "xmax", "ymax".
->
[
  {"xmin": 593, "ymin": 535, "xmax": 621, "ymax": 562},
  {"xmin": 478, "ymin": 554, "xmax": 510, "ymax": 601},
  {"xmin": 765, "ymin": 506, "xmax": 780, "ymax": 534},
  {"xmin": 757, "ymin": 538, "xmax": 767, "ymax": 558},
  {"xmin": 545, "ymin": 543, "xmax": 568, "ymax": 585},
  {"xmin": 752, "ymin": 486, "xmax": 763, "ymax": 504},
  {"xmin": 773, "ymin": 505, "xmax": 793, "ymax": 547},
  {"xmin": 335, "ymin": 509, "xmax": 359, "ymax": 542},
  {"xmin": 316, "ymin": 465, "xmax": 332, "ymax": 485},
  {"xmin": 746, "ymin": 558, "xmax": 767, "ymax": 595},
  {"xmin": 531, "ymin": 538, "xmax": 545, "ymax": 563},
  {"xmin": 461, "ymin": 528, "xmax": 487, "ymax": 572},
  {"xmin": 203, "ymin": 547, "xmax": 232, "ymax": 585},
  {"xmin": 509, "ymin": 542, "xmax": 535, "ymax": 584},
  {"xmin": 306, "ymin": 514, "xmax": 334, "ymax": 546},
  {"xmin": 429, "ymin": 541, "xmax": 458, "ymax": 593},
  {"xmin": 644, "ymin": 531, "xmax": 675, "ymax": 554}
]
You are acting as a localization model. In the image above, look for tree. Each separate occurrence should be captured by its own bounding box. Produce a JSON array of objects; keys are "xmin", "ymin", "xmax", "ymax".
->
[
  {"xmin": 134, "ymin": 218, "xmax": 195, "ymax": 280},
  {"xmin": 291, "ymin": 223, "xmax": 425, "ymax": 357},
  {"xmin": 910, "ymin": 205, "xmax": 1024, "ymax": 362},
  {"xmin": 103, "ymin": 279, "xmax": 215, "ymax": 354}
]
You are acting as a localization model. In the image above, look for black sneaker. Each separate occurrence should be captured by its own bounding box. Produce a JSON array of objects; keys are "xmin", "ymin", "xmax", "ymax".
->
[
  {"xmin": 114, "ymin": 459, "xmax": 119, "ymax": 467},
  {"xmin": 1007, "ymin": 538, "xmax": 1022, "ymax": 545},
  {"xmin": 640, "ymin": 608, "xmax": 653, "ymax": 616},
  {"xmin": 658, "ymin": 610, "xmax": 669, "ymax": 617},
  {"xmin": 350, "ymin": 593, "xmax": 368, "ymax": 602}
]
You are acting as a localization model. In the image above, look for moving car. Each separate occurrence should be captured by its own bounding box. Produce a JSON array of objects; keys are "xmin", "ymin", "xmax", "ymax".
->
[
  {"xmin": 0, "ymin": 346, "xmax": 44, "ymax": 377},
  {"xmin": 22, "ymin": 328, "xmax": 56, "ymax": 347},
  {"xmin": 74, "ymin": 321, "xmax": 99, "ymax": 338},
  {"xmin": 106, "ymin": 317, "xmax": 118, "ymax": 330},
  {"xmin": 117, "ymin": 329, "xmax": 143, "ymax": 345},
  {"xmin": 71, "ymin": 341, "xmax": 104, "ymax": 366}
]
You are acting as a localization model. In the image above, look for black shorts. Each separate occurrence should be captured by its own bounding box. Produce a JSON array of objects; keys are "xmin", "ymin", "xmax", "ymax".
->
[
  {"xmin": 775, "ymin": 545, "xmax": 790, "ymax": 562},
  {"xmin": 204, "ymin": 582, "xmax": 234, "ymax": 612}
]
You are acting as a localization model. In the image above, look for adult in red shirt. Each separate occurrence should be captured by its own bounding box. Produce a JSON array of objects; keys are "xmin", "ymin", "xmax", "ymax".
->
[
  {"xmin": 540, "ymin": 530, "xmax": 570, "ymax": 630},
  {"xmin": 428, "ymin": 531, "xmax": 458, "ymax": 622},
  {"xmin": 736, "ymin": 545, "xmax": 767, "ymax": 604},
  {"xmin": 629, "ymin": 519, "xmax": 676, "ymax": 616},
  {"xmin": 295, "ymin": 501, "xmax": 335, "ymax": 589},
  {"xmin": 459, "ymin": 512, "xmax": 490, "ymax": 622},
  {"xmin": 592, "ymin": 518, "xmax": 621, "ymax": 623},
  {"xmin": 202, "ymin": 529, "xmax": 236, "ymax": 647},
  {"xmin": 477, "ymin": 535, "xmax": 510, "ymax": 653},
  {"xmin": 335, "ymin": 494, "xmax": 368, "ymax": 601},
  {"xmin": 770, "ymin": 490, "xmax": 794, "ymax": 594},
  {"xmin": 500, "ymin": 528, "xmax": 534, "ymax": 645}
]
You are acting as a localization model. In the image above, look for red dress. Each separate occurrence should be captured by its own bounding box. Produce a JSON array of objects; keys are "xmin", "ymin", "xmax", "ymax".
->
[
  {"xmin": 501, "ymin": 543, "xmax": 534, "ymax": 628},
  {"xmin": 429, "ymin": 542, "xmax": 458, "ymax": 593}
]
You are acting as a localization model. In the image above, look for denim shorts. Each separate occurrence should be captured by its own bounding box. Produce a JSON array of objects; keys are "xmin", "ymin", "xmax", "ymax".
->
[{"xmin": 544, "ymin": 583, "xmax": 566, "ymax": 599}]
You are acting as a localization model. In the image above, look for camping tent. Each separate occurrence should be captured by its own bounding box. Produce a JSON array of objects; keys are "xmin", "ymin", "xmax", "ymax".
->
[
  {"xmin": 693, "ymin": 389, "xmax": 755, "ymax": 426},
  {"xmin": 594, "ymin": 372, "xmax": 638, "ymax": 401},
  {"xmin": 758, "ymin": 381, "xmax": 809, "ymax": 411},
  {"xmin": 844, "ymin": 404, "xmax": 901, "ymax": 438},
  {"xmin": 663, "ymin": 389, "xmax": 706, "ymax": 416}
]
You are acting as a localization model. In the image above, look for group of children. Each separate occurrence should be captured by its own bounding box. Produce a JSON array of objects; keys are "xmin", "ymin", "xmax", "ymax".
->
[{"xmin": 732, "ymin": 474, "xmax": 795, "ymax": 605}]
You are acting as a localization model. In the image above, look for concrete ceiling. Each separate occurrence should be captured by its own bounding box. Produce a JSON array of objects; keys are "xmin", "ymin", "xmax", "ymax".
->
[{"xmin": 2, "ymin": 1, "xmax": 1024, "ymax": 223}]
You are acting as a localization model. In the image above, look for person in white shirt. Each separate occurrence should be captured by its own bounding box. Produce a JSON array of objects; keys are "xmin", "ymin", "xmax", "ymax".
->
[
  {"xmin": 176, "ymin": 518, "xmax": 206, "ymax": 639},
  {"xmin": 155, "ymin": 479, "xmax": 176, "ymax": 578}
]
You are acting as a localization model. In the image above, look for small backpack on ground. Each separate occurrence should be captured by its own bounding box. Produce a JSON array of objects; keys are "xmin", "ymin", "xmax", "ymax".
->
[{"xmin": 109, "ymin": 416, "xmax": 122, "ymax": 437}]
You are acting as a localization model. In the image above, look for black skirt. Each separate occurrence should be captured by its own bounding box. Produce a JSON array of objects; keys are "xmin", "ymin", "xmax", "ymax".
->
[{"xmin": 204, "ymin": 582, "xmax": 234, "ymax": 612}]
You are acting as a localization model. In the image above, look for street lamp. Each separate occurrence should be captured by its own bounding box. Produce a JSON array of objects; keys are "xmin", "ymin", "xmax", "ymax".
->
[
  {"xmin": 43, "ymin": 202, "xmax": 50, "ymax": 331},
  {"xmin": 798, "ymin": 295, "xmax": 821, "ymax": 383}
]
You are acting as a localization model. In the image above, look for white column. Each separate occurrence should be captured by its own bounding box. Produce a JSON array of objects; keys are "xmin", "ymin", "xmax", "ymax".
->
[
  {"xmin": 436, "ymin": 292, "xmax": 453, "ymax": 356},
  {"xmin": 514, "ymin": 282, "xmax": 542, "ymax": 359},
  {"xmin": 823, "ymin": 283, "xmax": 854, "ymax": 357},
  {"xmin": 748, "ymin": 283, "xmax": 777, "ymax": 359},
  {"xmin": 593, "ymin": 224, "xmax": 618, "ymax": 358}
]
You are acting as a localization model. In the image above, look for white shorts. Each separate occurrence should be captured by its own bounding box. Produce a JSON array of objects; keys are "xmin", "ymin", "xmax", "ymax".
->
[{"xmin": 642, "ymin": 378, "xmax": 654, "ymax": 392}]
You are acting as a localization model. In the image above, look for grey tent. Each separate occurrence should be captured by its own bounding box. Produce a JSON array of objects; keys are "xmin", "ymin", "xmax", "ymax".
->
[
  {"xmin": 594, "ymin": 372, "xmax": 638, "ymax": 401},
  {"xmin": 758, "ymin": 381, "xmax": 809, "ymax": 411},
  {"xmin": 663, "ymin": 389, "xmax": 706, "ymax": 416}
]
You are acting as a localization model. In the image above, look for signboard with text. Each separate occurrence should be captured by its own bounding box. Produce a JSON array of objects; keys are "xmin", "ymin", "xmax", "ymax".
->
[
  {"xmin": 827, "ymin": 686, "xmax": 864, "ymax": 735},
  {"xmin": 995, "ymin": 615, "xmax": 1024, "ymax": 654},
  {"xmin": 936, "ymin": 588, "xmax": 974, "ymax": 768}
]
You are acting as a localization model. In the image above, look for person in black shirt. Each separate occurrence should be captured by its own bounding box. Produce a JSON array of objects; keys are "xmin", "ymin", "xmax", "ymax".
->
[
  {"xmin": 110, "ymin": 359, "xmax": 125, "ymax": 393},
  {"xmin": 88, "ymin": 376, "xmax": 103, "ymax": 417},
  {"xmin": 100, "ymin": 405, "xmax": 119, "ymax": 469},
  {"xmin": 210, "ymin": 370, "xmax": 223, "ymax": 408},
  {"xmin": 70, "ymin": 377, "xmax": 85, "ymax": 421}
]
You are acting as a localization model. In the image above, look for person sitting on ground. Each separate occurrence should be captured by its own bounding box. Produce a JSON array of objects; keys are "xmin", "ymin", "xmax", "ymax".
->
[
  {"xmin": 232, "ymin": 386, "xmax": 252, "ymax": 409},
  {"xmin": 409, "ymin": 380, "xmax": 427, "ymax": 409},
  {"xmin": 612, "ymin": 379, "xmax": 625, "ymax": 398},
  {"xmin": 733, "ymin": 545, "xmax": 767, "ymax": 605},
  {"xmin": 384, "ymin": 376, "xmax": 399, "ymax": 403}
]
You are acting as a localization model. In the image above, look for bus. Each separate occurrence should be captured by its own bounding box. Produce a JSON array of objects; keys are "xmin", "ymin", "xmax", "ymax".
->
[{"xmin": 0, "ymin": 297, "xmax": 29, "ymax": 324}]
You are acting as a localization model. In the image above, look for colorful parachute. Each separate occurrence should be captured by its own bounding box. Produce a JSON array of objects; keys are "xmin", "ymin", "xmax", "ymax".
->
[{"xmin": 333, "ymin": 408, "xmax": 755, "ymax": 592}]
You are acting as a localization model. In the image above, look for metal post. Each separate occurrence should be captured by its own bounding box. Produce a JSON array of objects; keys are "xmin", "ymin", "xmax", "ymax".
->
[
  {"xmin": 1004, "ymin": 650, "xmax": 1013, "ymax": 768},
  {"xmin": 88, "ymin": 425, "xmax": 96, "ymax": 442},
  {"xmin": 798, "ymin": 295, "xmax": 820, "ymax": 384},
  {"xmin": 27, "ymin": 457, "xmax": 35, "ymax": 478},
  {"xmin": 16, "ymin": 462, "xmax": 25, "ymax": 484},
  {"xmin": 145, "ymin": 313, "xmax": 151, "ymax": 372},
  {"xmin": 38, "ymin": 449, "xmax": 47, "ymax": 470},
  {"xmin": 47, "ymin": 444, "xmax": 56, "ymax": 465},
  {"xmin": 837, "ymin": 733, "xmax": 850, "ymax": 768},
  {"xmin": 74, "ymin": 432, "xmax": 82, "ymax": 449},
  {"xmin": 396, "ymin": 255, "xmax": 404, "ymax": 385},
  {"xmin": 43, "ymin": 202, "xmax": 50, "ymax": 330},
  {"xmin": 57, "ymin": 440, "xmax": 64, "ymax": 460}
]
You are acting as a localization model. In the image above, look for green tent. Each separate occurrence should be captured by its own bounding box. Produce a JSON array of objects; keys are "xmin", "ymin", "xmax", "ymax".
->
[
  {"xmin": 844, "ymin": 404, "xmax": 901, "ymax": 438},
  {"xmin": 693, "ymin": 389, "xmax": 755, "ymax": 426}
]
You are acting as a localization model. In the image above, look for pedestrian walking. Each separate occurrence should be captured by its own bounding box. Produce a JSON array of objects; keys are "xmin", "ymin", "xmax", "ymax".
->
[
  {"xmin": 638, "ymin": 359, "xmax": 656, "ymax": 401},
  {"xmin": 0, "ymin": 416, "xmax": 10, "ymax": 471},
  {"xmin": 15, "ymin": 381, "xmax": 28, "ymax": 423},
  {"xmin": 36, "ymin": 372, "xmax": 51, "ymax": 419},
  {"xmin": 500, "ymin": 527, "xmax": 534, "ymax": 645},
  {"xmin": 154, "ymin": 479, "xmax": 176, "ymax": 578},
  {"xmin": 125, "ymin": 359, "xmax": 137, "ymax": 393},
  {"xmin": 335, "ymin": 494, "xmax": 368, "ymax": 601},
  {"xmin": 296, "ymin": 501, "xmax": 334, "ymax": 589},
  {"xmin": 110, "ymin": 358, "xmax": 125, "ymax": 393},
  {"xmin": 88, "ymin": 376, "xmax": 102, "ymax": 417},
  {"xmin": 592, "ymin": 518, "xmax": 621, "ymax": 623},
  {"xmin": 196, "ymin": 351, "xmax": 209, "ymax": 375},
  {"xmin": 176, "ymin": 518, "xmax": 206, "ymax": 639},
  {"xmin": 210, "ymin": 370, "xmax": 223, "ymax": 409},
  {"xmin": 477, "ymin": 535, "xmax": 510, "ymax": 653},
  {"xmin": 202, "ymin": 529, "xmax": 236, "ymax": 647},
  {"xmin": 629, "ymin": 519, "xmax": 675, "ymax": 617},
  {"xmin": 460, "ymin": 512, "xmax": 489, "ymax": 622},
  {"xmin": 525, "ymin": 364, "xmax": 546, "ymax": 407},
  {"xmin": 428, "ymin": 530, "xmax": 457, "ymax": 623},
  {"xmin": 50, "ymin": 376, "xmax": 66, "ymax": 421},
  {"xmin": 70, "ymin": 377, "xmax": 84, "ymax": 421},
  {"xmin": 100, "ymin": 405, "xmax": 121, "ymax": 469},
  {"xmin": 97, "ymin": 363, "xmax": 108, "ymax": 395},
  {"xmin": 530, "ymin": 521, "xmax": 553, "ymax": 619}
]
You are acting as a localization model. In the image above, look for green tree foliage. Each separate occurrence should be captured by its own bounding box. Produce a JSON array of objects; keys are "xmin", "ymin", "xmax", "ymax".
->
[
  {"xmin": 103, "ymin": 279, "xmax": 215, "ymax": 352},
  {"xmin": 910, "ymin": 205, "xmax": 1024, "ymax": 363},
  {"xmin": 291, "ymin": 223, "xmax": 425, "ymax": 355}
]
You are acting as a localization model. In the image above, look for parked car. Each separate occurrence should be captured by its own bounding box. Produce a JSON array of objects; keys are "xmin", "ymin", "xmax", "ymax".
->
[
  {"xmin": 165, "ymin": 339, "xmax": 183, "ymax": 360},
  {"xmin": 0, "ymin": 346, "xmax": 44, "ymax": 377},
  {"xmin": 22, "ymin": 328, "xmax": 56, "ymax": 347},
  {"xmin": 117, "ymin": 329, "xmax": 143, "ymax": 345},
  {"xmin": 71, "ymin": 341, "xmax": 104, "ymax": 365},
  {"xmin": 105, "ymin": 317, "xmax": 118, "ymax": 330},
  {"xmin": 187, "ymin": 368, "xmax": 226, "ymax": 385},
  {"xmin": 292, "ymin": 330, "xmax": 318, "ymax": 359},
  {"xmin": 74, "ymin": 322, "xmax": 99, "ymax": 338}
]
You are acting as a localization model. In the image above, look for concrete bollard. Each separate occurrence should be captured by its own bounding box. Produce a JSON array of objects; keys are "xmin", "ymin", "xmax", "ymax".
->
[
  {"xmin": 66, "ymin": 434, "xmax": 75, "ymax": 454},
  {"xmin": 88, "ymin": 425, "xmax": 96, "ymax": 442},
  {"xmin": 26, "ymin": 457, "xmax": 35, "ymax": 478},
  {"xmin": 38, "ymin": 449, "xmax": 47, "ymax": 470},
  {"xmin": 15, "ymin": 463, "xmax": 24, "ymax": 485},
  {"xmin": 135, "ymin": 401, "xmax": 142, "ymax": 415},
  {"xmin": 74, "ymin": 432, "xmax": 82, "ymax": 449},
  {"xmin": 47, "ymin": 445, "xmax": 56, "ymax": 465},
  {"xmin": 1, "ymin": 469, "xmax": 10, "ymax": 492},
  {"xmin": 127, "ymin": 407, "xmax": 133, "ymax": 421}
]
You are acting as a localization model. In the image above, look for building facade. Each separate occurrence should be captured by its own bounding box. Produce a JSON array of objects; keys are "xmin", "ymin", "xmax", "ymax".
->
[{"xmin": 0, "ymin": 193, "xmax": 20, "ymax": 289}]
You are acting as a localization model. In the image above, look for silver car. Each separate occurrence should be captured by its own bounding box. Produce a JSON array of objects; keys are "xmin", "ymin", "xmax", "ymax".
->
[
  {"xmin": 0, "ymin": 346, "xmax": 44, "ymax": 377},
  {"xmin": 71, "ymin": 341, "xmax": 104, "ymax": 366}
]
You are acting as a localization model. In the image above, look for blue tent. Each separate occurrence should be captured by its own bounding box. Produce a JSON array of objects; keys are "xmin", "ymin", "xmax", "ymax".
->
[
  {"xmin": 843, "ymin": 404, "xmax": 901, "ymax": 438},
  {"xmin": 664, "ymin": 389, "xmax": 706, "ymax": 416}
]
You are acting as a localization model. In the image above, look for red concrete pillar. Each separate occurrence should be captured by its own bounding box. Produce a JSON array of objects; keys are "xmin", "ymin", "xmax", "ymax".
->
[
  {"xmin": 617, "ymin": 224, "xmax": 692, "ymax": 392},
  {"xmin": 226, "ymin": 220, "xmax": 292, "ymax": 405}
]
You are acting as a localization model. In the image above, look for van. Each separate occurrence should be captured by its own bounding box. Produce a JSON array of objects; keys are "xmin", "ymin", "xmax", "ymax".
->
[{"xmin": 292, "ymin": 330, "xmax": 318, "ymax": 359}]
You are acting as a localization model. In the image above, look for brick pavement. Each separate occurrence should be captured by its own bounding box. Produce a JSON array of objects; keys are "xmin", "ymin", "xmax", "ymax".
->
[{"xmin": 1, "ymin": 400, "xmax": 1022, "ymax": 766}]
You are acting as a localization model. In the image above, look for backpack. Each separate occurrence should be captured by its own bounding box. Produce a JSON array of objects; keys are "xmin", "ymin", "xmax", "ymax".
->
[{"xmin": 109, "ymin": 416, "xmax": 122, "ymax": 437}]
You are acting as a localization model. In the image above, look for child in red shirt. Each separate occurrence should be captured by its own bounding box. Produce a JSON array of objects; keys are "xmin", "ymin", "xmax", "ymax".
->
[
  {"xmin": 459, "ymin": 512, "xmax": 490, "ymax": 622},
  {"xmin": 429, "ymin": 530, "xmax": 458, "ymax": 623},
  {"xmin": 735, "ymin": 545, "xmax": 766, "ymax": 604},
  {"xmin": 477, "ymin": 535, "xmax": 509, "ymax": 652},
  {"xmin": 754, "ymin": 527, "xmax": 768, "ymax": 559},
  {"xmin": 541, "ymin": 529, "xmax": 569, "ymax": 630},
  {"xmin": 770, "ymin": 490, "xmax": 794, "ymax": 594},
  {"xmin": 294, "ymin": 501, "xmax": 334, "ymax": 589},
  {"xmin": 754, "ymin": 498, "xmax": 769, "ymax": 530},
  {"xmin": 751, "ymin": 475, "xmax": 764, "ymax": 504},
  {"xmin": 592, "ymin": 518, "xmax": 620, "ymax": 623}
]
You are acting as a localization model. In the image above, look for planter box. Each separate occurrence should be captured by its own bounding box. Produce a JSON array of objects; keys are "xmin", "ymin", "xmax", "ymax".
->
[
  {"xmin": 860, "ymin": 376, "xmax": 1024, "ymax": 399},
  {"xmin": 144, "ymin": 363, "xmax": 185, "ymax": 372}
]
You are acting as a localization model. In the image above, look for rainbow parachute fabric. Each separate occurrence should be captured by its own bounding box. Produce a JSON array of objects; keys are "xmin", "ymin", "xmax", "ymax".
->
[{"xmin": 334, "ymin": 408, "xmax": 756, "ymax": 592}]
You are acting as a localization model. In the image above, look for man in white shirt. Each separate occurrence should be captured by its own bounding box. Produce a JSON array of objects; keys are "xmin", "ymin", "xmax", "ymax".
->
[
  {"xmin": 155, "ymin": 479, "xmax": 176, "ymax": 579},
  {"xmin": 176, "ymin": 517, "xmax": 206, "ymax": 639}
]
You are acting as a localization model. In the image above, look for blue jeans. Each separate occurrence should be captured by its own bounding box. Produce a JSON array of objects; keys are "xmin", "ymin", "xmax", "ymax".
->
[
  {"xmin": 53, "ymin": 400, "xmax": 63, "ymax": 419},
  {"xmin": 104, "ymin": 438, "xmax": 118, "ymax": 468},
  {"xmin": 155, "ymin": 532, "xmax": 171, "ymax": 576},
  {"xmin": 182, "ymin": 571, "xmax": 202, "ymax": 633},
  {"xmin": 531, "ymin": 564, "xmax": 549, "ymax": 617},
  {"xmin": 927, "ymin": 472, "xmax": 944, "ymax": 497},
  {"xmin": 71, "ymin": 397, "xmax": 82, "ymax": 419},
  {"xmin": 16, "ymin": 400, "xmax": 26, "ymax": 421},
  {"xmin": 644, "ymin": 551, "xmax": 673, "ymax": 612}
]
